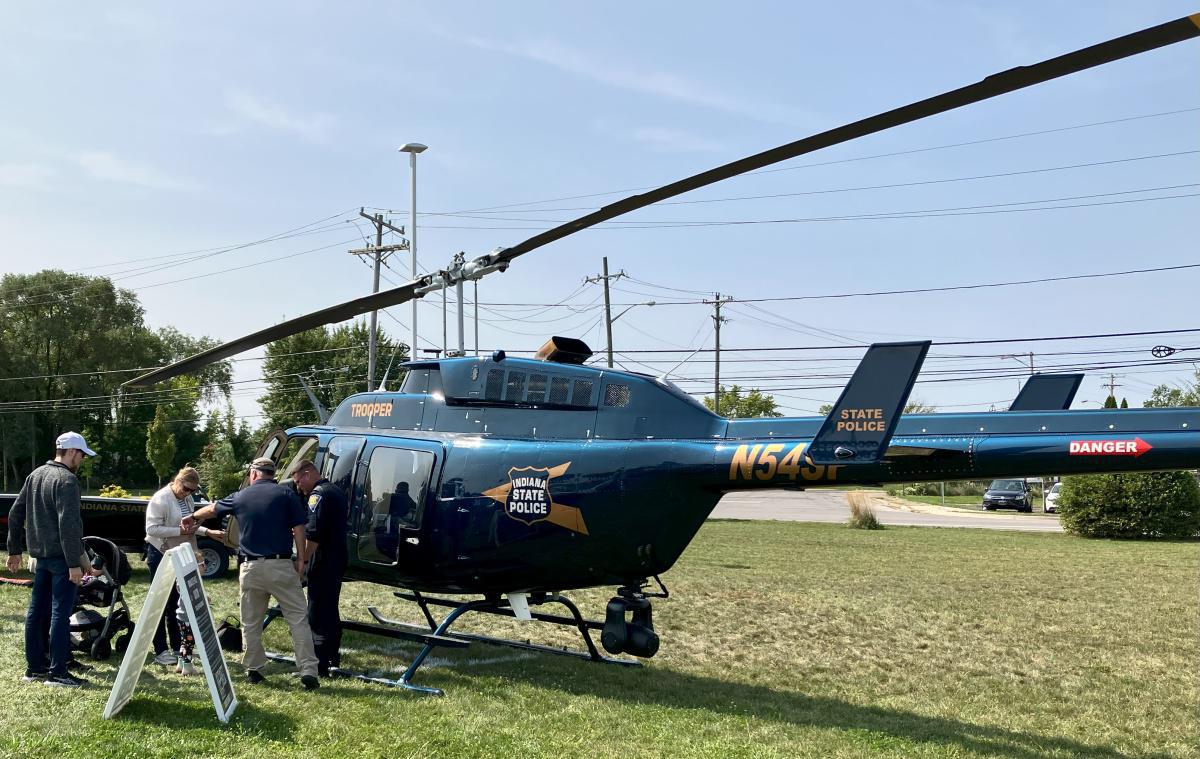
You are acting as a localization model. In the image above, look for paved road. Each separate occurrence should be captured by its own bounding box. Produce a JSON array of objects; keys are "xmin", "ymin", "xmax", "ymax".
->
[{"xmin": 712, "ymin": 490, "xmax": 1064, "ymax": 532}]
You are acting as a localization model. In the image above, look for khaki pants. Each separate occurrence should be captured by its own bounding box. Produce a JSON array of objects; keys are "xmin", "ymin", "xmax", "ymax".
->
[{"xmin": 239, "ymin": 558, "xmax": 318, "ymax": 677}]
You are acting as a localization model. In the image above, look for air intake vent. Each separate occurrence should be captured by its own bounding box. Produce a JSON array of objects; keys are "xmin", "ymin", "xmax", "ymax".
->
[
  {"xmin": 604, "ymin": 384, "xmax": 631, "ymax": 407},
  {"xmin": 535, "ymin": 336, "xmax": 593, "ymax": 365}
]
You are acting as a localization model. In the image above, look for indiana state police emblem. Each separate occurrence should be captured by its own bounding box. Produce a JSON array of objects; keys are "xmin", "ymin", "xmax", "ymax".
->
[{"xmin": 482, "ymin": 462, "xmax": 588, "ymax": 535}]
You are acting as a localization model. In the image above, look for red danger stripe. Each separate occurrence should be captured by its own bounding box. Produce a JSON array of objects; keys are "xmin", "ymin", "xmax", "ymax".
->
[{"xmin": 1068, "ymin": 437, "xmax": 1152, "ymax": 457}]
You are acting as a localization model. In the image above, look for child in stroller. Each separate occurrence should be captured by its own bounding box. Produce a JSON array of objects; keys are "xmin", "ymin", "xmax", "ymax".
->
[{"xmin": 68, "ymin": 536, "xmax": 134, "ymax": 661}]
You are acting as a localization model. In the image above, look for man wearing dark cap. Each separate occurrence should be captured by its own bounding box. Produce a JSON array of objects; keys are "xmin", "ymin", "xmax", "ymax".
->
[
  {"xmin": 5, "ymin": 432, "xmax": 97, "ymax": 688},
  {"xmin": 187, "ymin": 456, "xmax": 319, "ymax": 690}
]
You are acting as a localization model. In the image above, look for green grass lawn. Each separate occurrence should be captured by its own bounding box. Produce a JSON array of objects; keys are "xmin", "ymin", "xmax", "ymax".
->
[{"xmin": 1, "ymin": 521, "xmax": 1196, "ymax": 758}]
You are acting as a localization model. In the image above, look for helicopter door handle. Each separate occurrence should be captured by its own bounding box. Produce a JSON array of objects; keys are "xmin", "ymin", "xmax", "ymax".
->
[{"xmin": 406, "ymin": 537, "xmax": 420, "ymax": 545}]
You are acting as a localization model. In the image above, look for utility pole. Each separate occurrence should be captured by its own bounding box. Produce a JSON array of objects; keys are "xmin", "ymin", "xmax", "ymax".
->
[
  {"xmin": 348, "ymin": 209, "xmax": 406, "ymax": 389},
  {"xmin": 583, "ymin": 257, "xmax": 627, "ymax": 368},
  {"xmin": 473, "ymin": 279, "xmax": 479, "ymax": 357},
  {"xmin": 705, "ymin": 293, "xmax": 733, "ymax": 415},
  {"xmin": 1104, "ymin": 373, "xmax": 1122, "ymax": 401}
]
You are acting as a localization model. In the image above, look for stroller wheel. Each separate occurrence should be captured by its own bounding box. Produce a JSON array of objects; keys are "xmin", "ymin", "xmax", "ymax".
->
[
  {"xmin": 91, "ymin": 638, "xmax": 112, "ymax": 661},
  {"xmin": 115, "ymin": 633, "xmax": 131, "ymax": 653}
]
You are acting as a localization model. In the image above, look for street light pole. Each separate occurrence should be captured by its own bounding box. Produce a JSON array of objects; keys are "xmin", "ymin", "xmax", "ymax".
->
[{"xmin": 399, "ymin": 142, "xmax": 427, "ymax": 360}]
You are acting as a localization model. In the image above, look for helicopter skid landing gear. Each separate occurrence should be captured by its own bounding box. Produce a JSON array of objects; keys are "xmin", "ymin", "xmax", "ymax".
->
[{"xmin": 304, "ymin": 591, "xmax": 640, "ymax": 694}]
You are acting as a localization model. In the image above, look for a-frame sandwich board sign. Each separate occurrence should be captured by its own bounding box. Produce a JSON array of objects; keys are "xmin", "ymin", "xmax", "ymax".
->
[{"xmin": 103, "ymin": 544, "xmax": 238, "ymax": 723}]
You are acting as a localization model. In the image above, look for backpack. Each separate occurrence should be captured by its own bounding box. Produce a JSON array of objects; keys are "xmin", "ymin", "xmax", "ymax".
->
[{"xmin": 216, "ymin": 615, "xmax": 243, "ymax": 652}]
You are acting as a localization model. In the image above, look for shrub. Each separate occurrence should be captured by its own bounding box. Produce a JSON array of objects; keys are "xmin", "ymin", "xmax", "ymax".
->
[
  {"xmin": 1059, "ymin": 471, "xmax": 1200, "ymax": 539},
  {"xmin": 847, "ymin": 491, "xmax": 883, "ymax": 530},
  {"xmin": 98, "ymin": 483, "xmax": 132, "ymax": 498}
]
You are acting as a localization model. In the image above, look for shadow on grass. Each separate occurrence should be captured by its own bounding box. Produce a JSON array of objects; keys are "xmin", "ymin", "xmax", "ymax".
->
[
  {"xmin": 118, "ymin": 694, "xmax": 298, "ymax": 738},
  {"xmin": 457, "ymin": 656, "xmax": 1155, "ymax": 759}
]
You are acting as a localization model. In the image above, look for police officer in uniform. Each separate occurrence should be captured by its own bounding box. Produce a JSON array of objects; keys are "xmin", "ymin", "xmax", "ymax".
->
[
  {"xmin": 293, "ymin": 460, "xmax": 348, "ymax": 677},
  {"xmin": 187, "ymin": 457, "xmax": 319, "ymax": 690}
]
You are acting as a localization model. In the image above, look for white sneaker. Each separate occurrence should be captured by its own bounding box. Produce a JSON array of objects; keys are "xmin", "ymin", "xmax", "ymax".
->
[
  {"xmin": 177, "ymin": 657, "xmax": 197, "ymax": 676},
  {"xmin": 153, "ymin": 651, "xmax": 177, "ymax": 666}
]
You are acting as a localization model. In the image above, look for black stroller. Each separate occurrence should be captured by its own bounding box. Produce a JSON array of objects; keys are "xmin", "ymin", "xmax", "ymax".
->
[{"xmin": 68, "ymin": 536, "xmax": 135, "ymax": 660}]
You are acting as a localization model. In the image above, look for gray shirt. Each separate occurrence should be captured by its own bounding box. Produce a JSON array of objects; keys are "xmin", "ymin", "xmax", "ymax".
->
[{"xmin": 6, "ymin": 460, "xmax": 85, "ymax": 568}]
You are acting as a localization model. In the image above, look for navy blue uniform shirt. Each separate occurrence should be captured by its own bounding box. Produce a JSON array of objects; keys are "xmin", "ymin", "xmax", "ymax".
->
[
  {"xmin": 214, "ymin": 478, "xmax": 306, "ymax": 557},
  {"xmin": 305, "ymin": 479, "xmax": 348, "ymax": 561}
]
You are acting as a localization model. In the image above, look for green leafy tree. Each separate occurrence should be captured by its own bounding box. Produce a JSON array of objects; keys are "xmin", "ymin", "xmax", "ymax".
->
[
  {"xmin": 1058, "ymin": 471, "xmax": 1200, "ymax": 539},
  {"xmin": 1120, "ymin": 398, "xmax": 1129, "ymax": 409},
  {"xmin": 1062, "ymin": 379, "xmax": 1200, "ymax": 538},
  {"xmin": 199, "ymin": 436, "xmax": 244, "ymax": 500},
  {"xmin": 1144, "ymin": 368, "xmax": 1200, "ymax": 407},
  {"xmin": 703, "ymin": 386, "xmax": 783, "ymax": 418},
  {"xmin": 0, "ymin": 270, "xmax": 231, "ymax": 487},
  {"xmin": 146, "ymin": 405, "xmax": 177, "ymax": 486},
  {"xmin": 260, "ymin": 320, "xmax": 406, "ymax": 429},
  {"xmin": 1103, "ymin": 395, "xmax": 1118, "ymax": 408}
]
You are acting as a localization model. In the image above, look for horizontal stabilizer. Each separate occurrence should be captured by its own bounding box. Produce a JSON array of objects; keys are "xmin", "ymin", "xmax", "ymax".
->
[
  {"xmin": 1008, "ymin": 373, "xmax": 1084, "ymax": 411},
  {"xmin": 808, "ymin": 341, "xmax": 931, "ymax": 465}
]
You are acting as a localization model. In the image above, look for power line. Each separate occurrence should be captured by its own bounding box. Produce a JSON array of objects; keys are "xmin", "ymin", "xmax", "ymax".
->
[
  {"xmin": 414, "ymin": 184, "xmax": 1200, "ymax": 228},
  {"xmin": 367, "ymin": 106, "xmax": 1200, "ymax": 216},
  {"xmin": 430, "ymin": 149, "xmax": 1200, "ymax": 216}
]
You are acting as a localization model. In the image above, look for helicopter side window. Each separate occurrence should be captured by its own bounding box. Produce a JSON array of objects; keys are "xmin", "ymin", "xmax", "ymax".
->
[
  {"xmin": 572, "ymin": 380, "xmax": 594, "ymax": 406},
  {"xmin": 549, "ymin": 377, "xmax": 570, "ymax": 404},
  {"xmin": 485, "ymin": 369, "xmax": 504, "ymax": 400},
  {"xmin": 527, "ymin": 373, "xmax": 547, "ymax": 403},
  {"xmin": 400, "ymin": 369, "xmax": 430, "ymax": 394},
  {"xmin": 504, "ymin": 371, "xmax": 526, "ymax": 401},
  {"xmin": 276, "ymin": 436, "xmax": 318, "ymax": 483},
  {"xmin": 359, "ymin": 447, "xmax": 435, "ymax": 564},
  {"xmin": 321, "ymin": 436, "xmax": 364, "ymax": 496}
]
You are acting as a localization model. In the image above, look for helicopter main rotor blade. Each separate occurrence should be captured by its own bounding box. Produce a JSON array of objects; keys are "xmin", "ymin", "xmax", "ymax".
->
[
  {"xmin": 492, "ymin": 13, "xmax": 1200, "ymax": 265},
  {"xmin": 123, "ymin": 280, "xmax": 422, "ymax": 387},
  {"xmin": 124, "ymin": 14, "xmax": 1198, "ymax": 388}
]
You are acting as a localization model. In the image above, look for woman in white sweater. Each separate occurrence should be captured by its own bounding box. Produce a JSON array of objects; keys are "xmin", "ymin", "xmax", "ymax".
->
[{"xmin": 144, "ymin": 466, "xmax": 224, "ymax": 667}]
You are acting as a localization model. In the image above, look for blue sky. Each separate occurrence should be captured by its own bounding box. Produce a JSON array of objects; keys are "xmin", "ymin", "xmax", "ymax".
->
[{"xmin": 1, "ymin": 2, "xmax": 1197, "ymax": 420}]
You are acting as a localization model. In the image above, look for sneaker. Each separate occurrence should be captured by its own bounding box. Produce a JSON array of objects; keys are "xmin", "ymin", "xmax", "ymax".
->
[
  {"xmin": 43, "ymin": 673, "xmax": 88, "ymax": 688},
  {"xmin": 178, "ymin": 657, "xmax": 197, "ymax": 676},
  {"xmin": 153, "ymin": 650, "xmax": 177, "ymax": 666},
  {"xmin": 246, "ymin": 669, "xmax": 266, "ymax": 684},
  {"xmin": 66, "ymin": 658, "xmax": 92, "ymax": 673},
  {"xmin": 301, "ymin": 674, "xmax": 319, "ymax": 691},
  {"xmin": 22, "ymin": 670, "xmax": 50, "ymax": 683}
]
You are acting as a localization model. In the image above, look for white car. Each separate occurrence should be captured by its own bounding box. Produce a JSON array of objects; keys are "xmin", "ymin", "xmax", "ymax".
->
[{"xmin": 1045, "ymin": 482, "xmax": 1062, "ymax": 513}]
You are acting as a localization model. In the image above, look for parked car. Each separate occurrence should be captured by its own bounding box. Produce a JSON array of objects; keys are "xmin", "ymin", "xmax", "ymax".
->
[
  {"xmin": 0, "ymin": 493, "xmax": 231, "ymax": 580},
  {"xmin": 982, "ymin": 479, "xmax": 1034, "ymax": 512},
  {"xmin": 1044, "ymin": 482, "xmax": 1062, "ymax": 513}
]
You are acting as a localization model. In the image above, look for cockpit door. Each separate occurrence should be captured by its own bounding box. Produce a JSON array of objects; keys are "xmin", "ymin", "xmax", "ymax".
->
[
  {"xmin": 238, "ymin": 429, "xmax": 288, "ymax": 491},
  {"xmin": 351, "ymin": 440, "xmax": 441, "ymax": 572}
]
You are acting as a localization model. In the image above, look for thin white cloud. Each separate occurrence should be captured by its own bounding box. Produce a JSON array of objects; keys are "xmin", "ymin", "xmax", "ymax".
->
[
  {"xmin": 225, "ymin": 90, "xmax": 335, "ymax": 142},
  {"xmin": 0, "ymin": 163, "xmax": 55, "ymax": 190},
  {"xmin": 628, "ymin": 126, "xmax": 723, "ymax": 153},
  {"xmin": 453, "ymin": 33, "xmax": 818, "ymax": 127},
  {"xmin": 72, "ymin": 150, "xmax": 194, "ymax": 191}
]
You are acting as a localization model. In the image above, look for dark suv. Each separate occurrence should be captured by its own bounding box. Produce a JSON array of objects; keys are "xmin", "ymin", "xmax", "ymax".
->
[{"xmin": 982, "ymin": 479, "xmax": 1034, "ymax": 512}]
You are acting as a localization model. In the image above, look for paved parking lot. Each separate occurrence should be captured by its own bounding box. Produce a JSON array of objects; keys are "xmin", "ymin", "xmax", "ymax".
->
[{"xmin": 713, "ymin": 490, "xmax": 1065, "ymax": 532}]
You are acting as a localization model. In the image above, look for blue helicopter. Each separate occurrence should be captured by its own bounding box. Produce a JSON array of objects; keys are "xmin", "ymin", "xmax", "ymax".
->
[{"xmin": 126, "ymin": 14, "xmax": 1200, "ymax": 694}]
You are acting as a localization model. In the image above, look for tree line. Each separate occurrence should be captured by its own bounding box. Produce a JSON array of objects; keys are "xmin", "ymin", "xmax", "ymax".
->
[{"xmin": 0, "ymin": 270, "xmax": 405, "ymax": 495}]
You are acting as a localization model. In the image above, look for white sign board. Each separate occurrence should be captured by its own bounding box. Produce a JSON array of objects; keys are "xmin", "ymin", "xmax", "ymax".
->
[{"xmin": 103, "ymin": 545, "xmax": 238, "ymax": 723}]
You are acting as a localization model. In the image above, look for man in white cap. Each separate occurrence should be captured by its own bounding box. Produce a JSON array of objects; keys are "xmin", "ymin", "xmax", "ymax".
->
[{"xmin": 6, "ymin": 431, "xmax": 97, "ymax": 688}]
